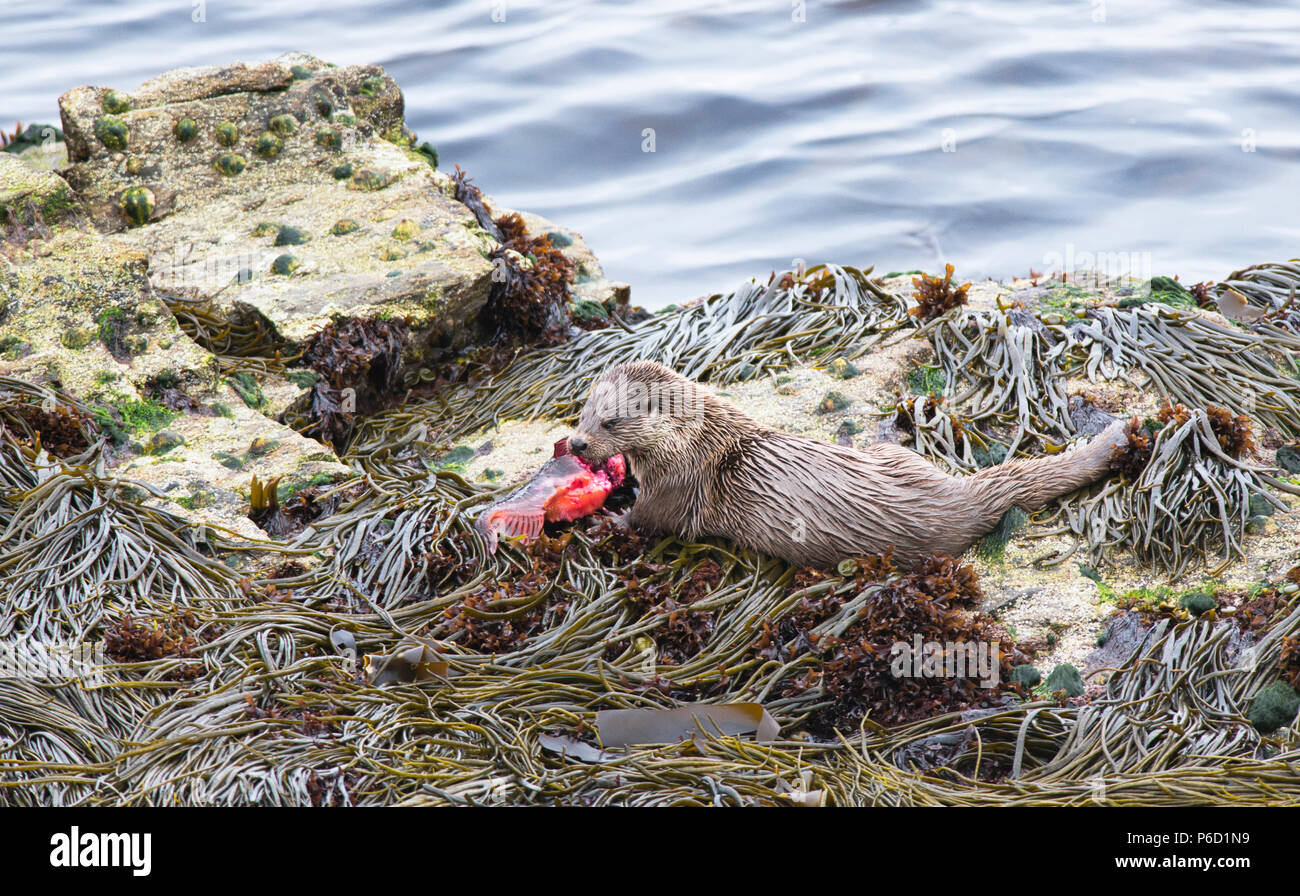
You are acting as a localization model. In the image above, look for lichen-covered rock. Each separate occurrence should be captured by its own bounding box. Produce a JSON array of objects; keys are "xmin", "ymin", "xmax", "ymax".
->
[
  {"xmin": 55, "ymin": 53, "xmax": 630, "ymax": 369},
  {"xmin": 56, "ymin": 53, "xmax": 497, "ymax": 359},
  {"xmin": 0, "ymin": 153, "xmax": 76, "ymax": 224},
  {"xmin": 0, "ymin": 224, "xmax": 347, "ymax": 536}
]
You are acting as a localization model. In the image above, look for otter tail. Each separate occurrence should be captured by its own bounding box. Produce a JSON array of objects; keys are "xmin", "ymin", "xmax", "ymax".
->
[{"xmin": 962, "ymin": 420, "xmax": 1126, "ymax": 530}]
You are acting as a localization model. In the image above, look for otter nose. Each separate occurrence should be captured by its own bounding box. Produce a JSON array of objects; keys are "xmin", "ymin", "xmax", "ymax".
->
[{"xmin": 569, "ymin": 435, "xmax": 588, "ymax": 454}]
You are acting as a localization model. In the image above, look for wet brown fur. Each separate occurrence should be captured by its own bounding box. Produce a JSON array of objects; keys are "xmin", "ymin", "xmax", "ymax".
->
[{"xmin": 570, "ymin": 361, "xmax": 1127, "ymax": 567}]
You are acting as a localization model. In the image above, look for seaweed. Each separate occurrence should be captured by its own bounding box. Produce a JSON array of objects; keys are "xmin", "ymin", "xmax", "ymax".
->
[
  {"xmin": 910, "ymin": 264, "xmax": 970, "ymax": 323},
  {"xmin": 352, "ymin": 263, "xmax": 911, "ymax": 448},
  {"xmin": 103, "ymin": 611, "xmax": 206, "ymax": 681},
  {"xmin": 479, "ymin": 212, "xmax": 576, "ymax": 345},
  {"xmin": 0, "ymin": 381, "xmax": 98, "ymax": 458},
  {"xmin": 9, "ymin": 249, "xmax": 1300, "ymax": 807},
  {"xmin": 293, "ymin": 316, "xmax": 409, "ymax": 449},
  {"xmin": 777, "ymin": 554, "xmax": 1019, "ymax": 733},
  {"xmin": 450, "ymin": 166, "xmax": 501, "ymax": 240}
]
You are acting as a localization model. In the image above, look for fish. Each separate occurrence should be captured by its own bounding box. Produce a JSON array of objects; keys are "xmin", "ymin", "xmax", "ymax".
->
[{"xmin": 474, "ymin": 438, "xmax": 627, "ymax": 553}]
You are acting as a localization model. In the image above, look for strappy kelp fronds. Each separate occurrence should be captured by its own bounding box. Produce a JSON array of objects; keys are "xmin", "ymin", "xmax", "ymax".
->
[
  {"xmin": 1214, "ymin": 259, "xmax": 1300, "ymax": 322},
  {"xmin": 1034, "ymin": 406, "xmax": 1299, "ymax": 576},
  {"xmin": 923, "ymin": 302, "xmax": 1300, "ymax": 458},
  {"xmin": 0, "ymin": 376, "xmax": 101, "ymax": 458},
  {"xmin": 1068, "ymin": 306, "xmax": 1300, "ymax": 438},
  {"xmin": 359, "ymin": 264, "xmax": 912, "ymax": 446},
  {"xmin": 0, "ymin": 440, "xmax": 248, "ymax": 641},
  {"xmin": 3, "ymin": 544, "xmax": 1298, "ymax": 805},
  {"xmin": 1128, "ymin": 408, "xmax": 1291, "ymax": 577},
  {"xmin": 2, "ymin": 421, "xmax": 1300, "ymax": 805},
  {"xmin": 889, "ymin": 394, "xmax": 986, "ymax": 474},
  {"xmin": 157, "ymin": 291, "xmax": 298, "ymax": 375},
  {"xmin": 921, "ymin": 308, "xmax": 1074, "ymax": 455},
  {"xmin": 8, "ymin": 258, "xmax": 1300, "ymax": 806}
]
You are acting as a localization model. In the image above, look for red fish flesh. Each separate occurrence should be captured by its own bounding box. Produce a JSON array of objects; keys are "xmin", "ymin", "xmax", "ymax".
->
[{"xmin": 475, "ymin": 439, "xmax": 627, "ymax": 552}]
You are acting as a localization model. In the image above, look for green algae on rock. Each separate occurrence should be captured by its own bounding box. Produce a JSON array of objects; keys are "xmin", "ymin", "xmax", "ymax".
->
[
  {"xmin": 350, "ymin": 168, "xmax": 392, "ymax": 190},
  {"xmin": 273, "ymin": 225, "xmax": 310, "ymax": 246},
  {"xmin": 1044, "ymin": 663, "xmax": 1085, "ymax": 697},
  {"xmin": 1179, "ymin": 591, "xmax": 1218, "ymax": 617},
  {"xmin": 1010, "ymin": 665, "xmax": 1042, "ymax": 688},
  {"xmin": 1248, "ymin": 682, "xmax": 1300, "ymax": 733},
  {"xmin": 390, "ymin": 219, "xmax": 418, "ymax": 241},
  {"xmin": 102, "ymin": 89, "xmax": 131, "ymax": 114},
  {"xmin": 0, "ymin": 152, "xmax": 76, "ymax": 224},
  {"xmin": 268, "ymin": 113, "xmax": 298, "ymax": 136},
  {"xmin": 818, "ymin": 390, "xmax": 851, "ymax": 413},
  {"xmin": 315, "ymin": 128, "xmax": 342, "ymax": 150},
  {"xmin": 270, "ymin": 253, "xmax": 301, "ymax": 276}
]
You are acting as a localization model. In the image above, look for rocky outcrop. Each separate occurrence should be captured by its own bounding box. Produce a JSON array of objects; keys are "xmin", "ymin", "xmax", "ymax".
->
[
  {"xmin": 0, "ymin": 152, "xmax": 74, "ymax": 224},
  {"xmin": 0, "ymin": 220, "xmax": 348, "ymax": 538},
  {"xmin": 55, "ymin": 53, "xmax": 628, "ymax": 361},
  {"xmin": 2, "ymin": 54, "xmax": 629, "ymax": 537}
]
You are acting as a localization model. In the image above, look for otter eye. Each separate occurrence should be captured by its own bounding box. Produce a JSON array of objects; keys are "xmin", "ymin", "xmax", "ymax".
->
[{"xmin": 602, "ymin": 418, "xmax": 621, "ymax": 431}]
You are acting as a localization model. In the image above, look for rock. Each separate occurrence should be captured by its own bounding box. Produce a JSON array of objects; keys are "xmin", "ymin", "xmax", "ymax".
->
[
  {"xmin": 1277, "ymin": 445, "xmax": 1300, "ymax": 474},
  {"xmin": 56, "ymin": 53, "xmax": 491, "ymax": 357},
  {"xmin": 0, "ymin": 221, "xmax": 348, "ymax": 536},
  {"xmin": 0, "ymin": 153, "xmax": 76, "ymax": 224},
  {"xmin": 55, "ymin": 53, "xmax": 629, "ymax": 369},
  {"xmin": 1248, "ymin": 493, "xmax": 1276, "ymax": 518}
]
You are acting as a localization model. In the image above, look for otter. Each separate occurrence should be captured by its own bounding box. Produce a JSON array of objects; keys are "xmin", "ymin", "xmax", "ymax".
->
[{"xmin": 567, "ymin": 360, "xmax": 1126, "ymax": 567}]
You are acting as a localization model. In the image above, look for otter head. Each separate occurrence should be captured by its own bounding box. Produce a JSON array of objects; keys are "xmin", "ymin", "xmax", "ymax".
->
[{"xmin": 569, "ymin": 361, "xmax": 694, "ymax": 471}]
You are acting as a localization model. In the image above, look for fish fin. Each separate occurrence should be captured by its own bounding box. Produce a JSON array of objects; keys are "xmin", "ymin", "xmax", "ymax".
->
[
  {"xmin": 496, "ymin": 509, "xmax": 546, "ymax": 541},
  {"xmin": 474, "ymin": 515, "xmax": 500, "ymax": 554}
]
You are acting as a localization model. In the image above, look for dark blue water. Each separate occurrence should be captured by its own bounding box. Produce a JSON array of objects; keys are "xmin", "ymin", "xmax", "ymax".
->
[{"xmin": 3, "ymin": 0, "xmax": 1299, "ymax": 306}]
